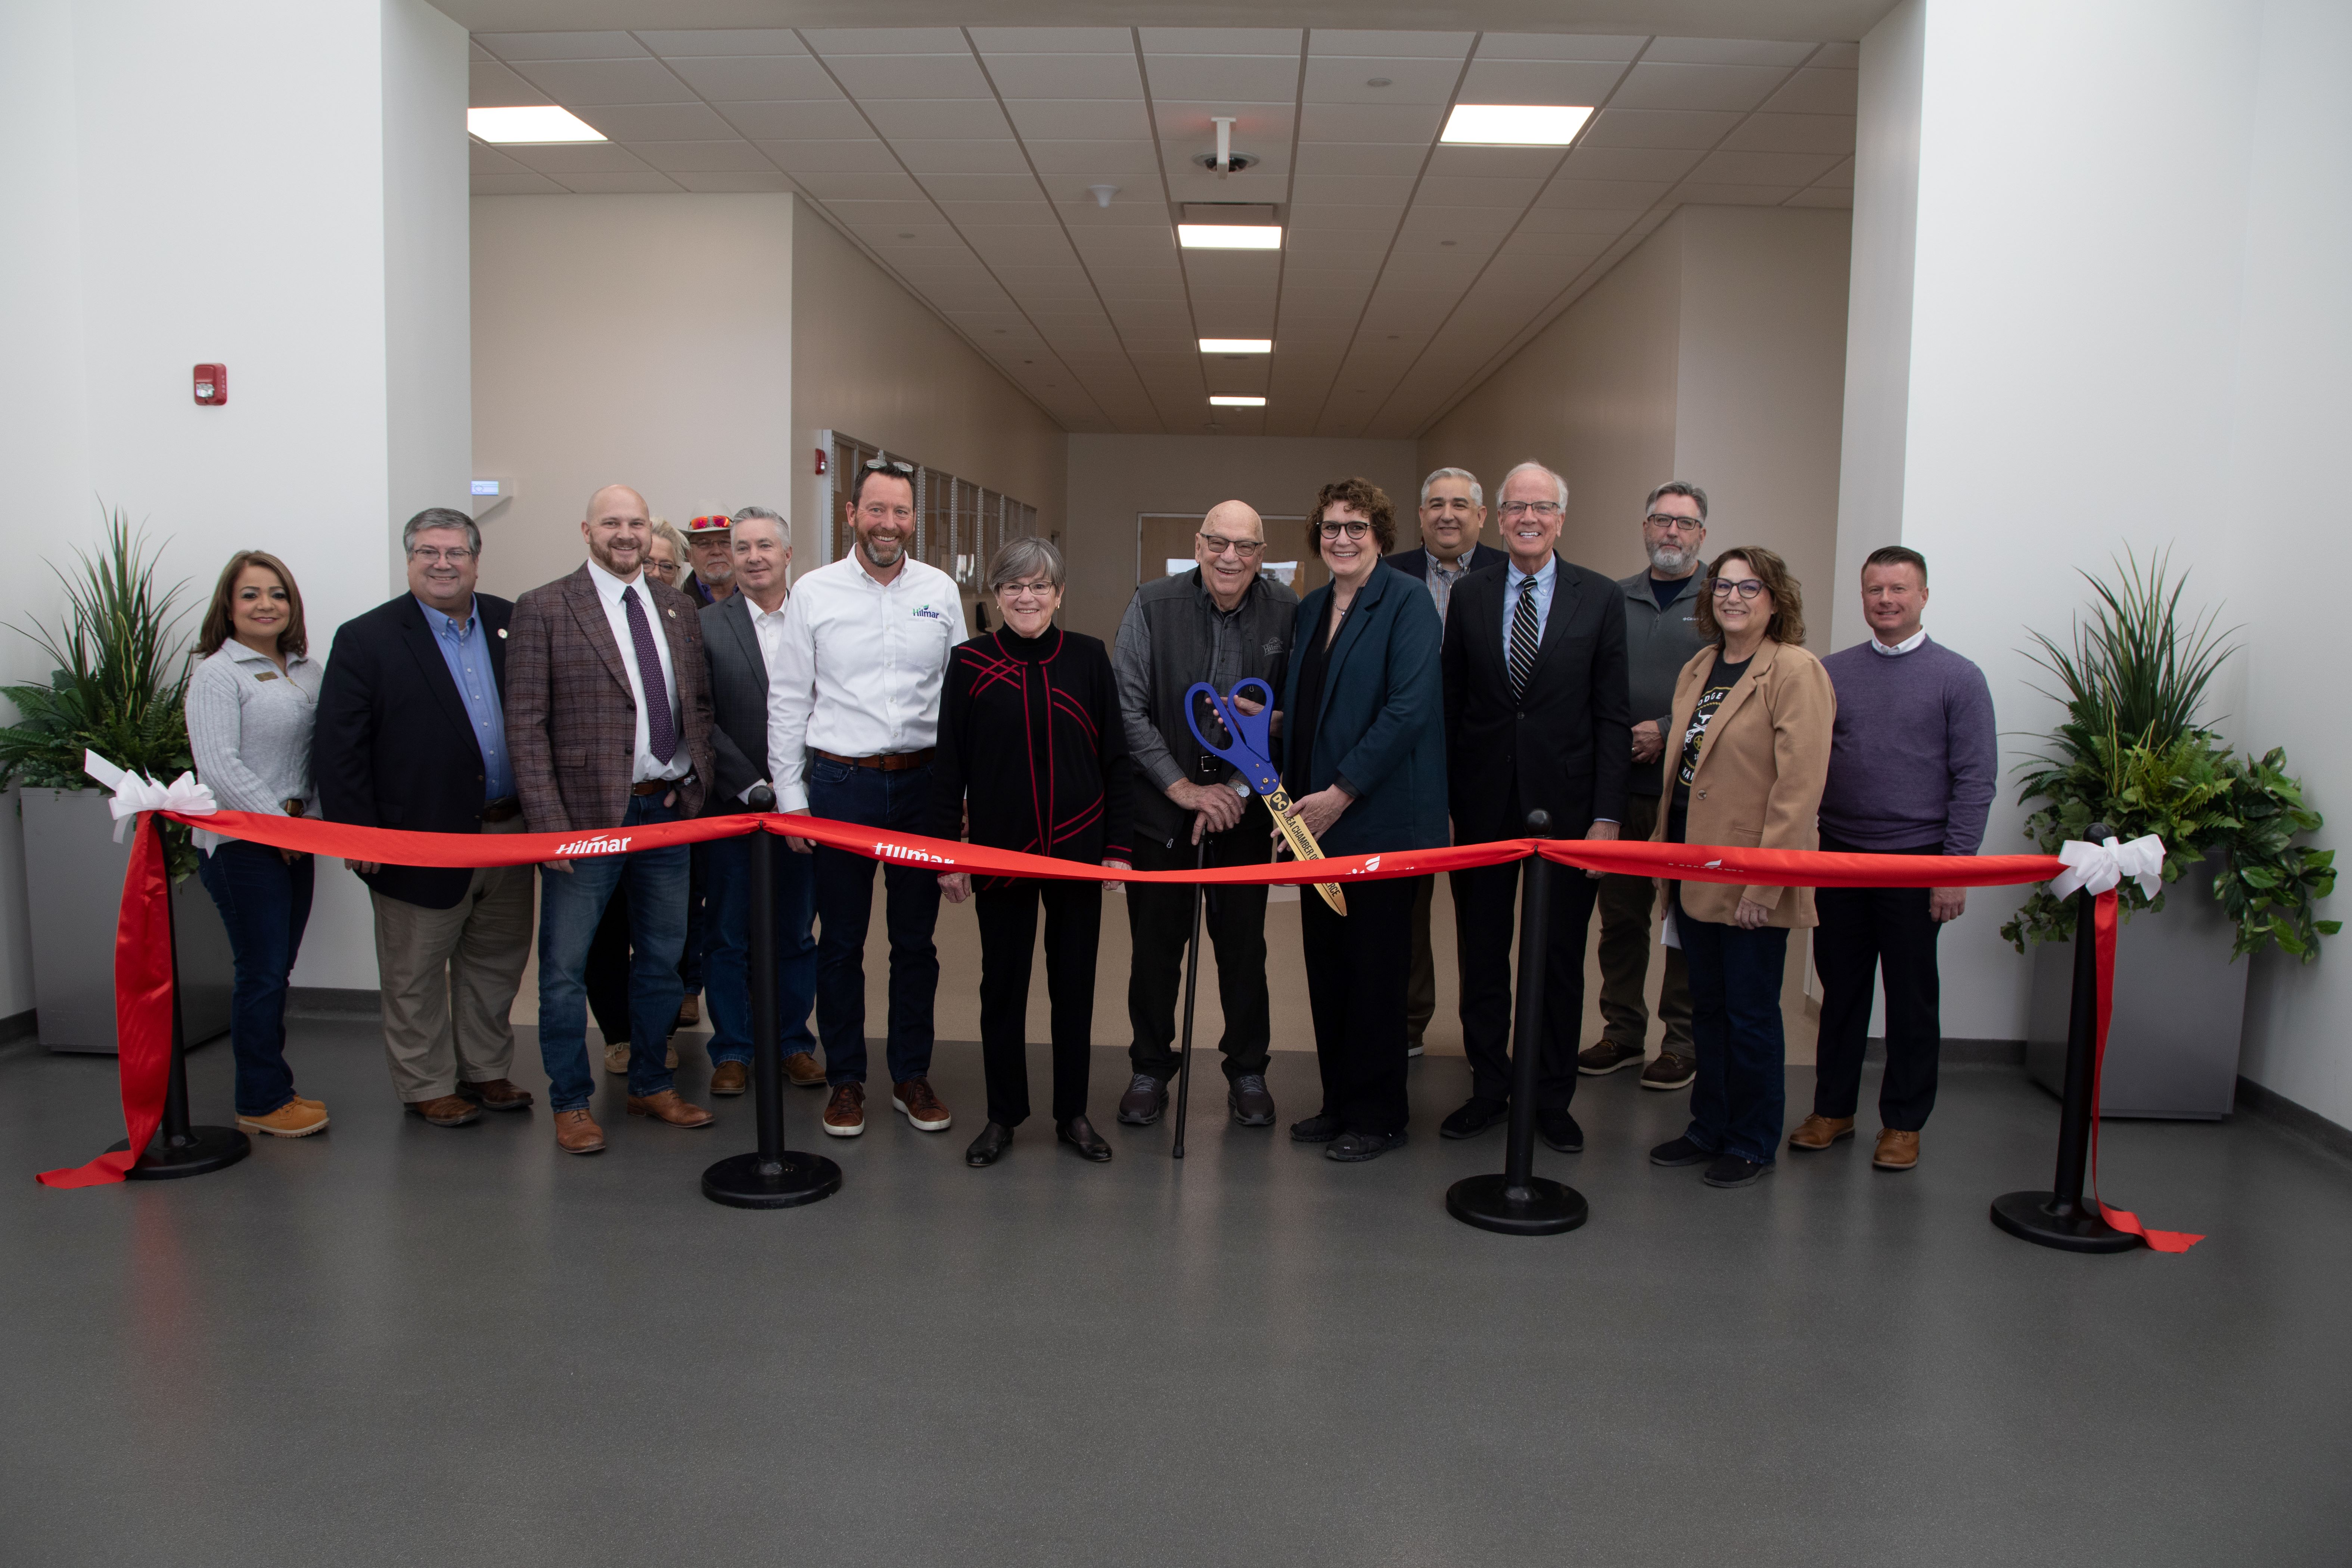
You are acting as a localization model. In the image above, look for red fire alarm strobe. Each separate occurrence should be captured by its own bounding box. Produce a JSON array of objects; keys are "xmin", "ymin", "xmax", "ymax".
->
[
  {"xmin": 813, "ymin": 447, "xmax": 827, "ymax": 476},
  {"xmin": 193, "ymin": 364, "xmax": 227, "ymax": 406}
]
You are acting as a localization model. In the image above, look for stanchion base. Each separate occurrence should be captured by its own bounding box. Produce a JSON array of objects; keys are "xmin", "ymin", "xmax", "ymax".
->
[
  {"xmin": 701, "ymin": 1150, "xmax": 843, "ymax": 1210},
  {"xmin": 106, "ymin": 1125, "xmax": 251, "ymax": 1180},
  {"xmin": 1989, "ymin": 1190, "xmax": 2143, "ymax": 1254},
  {"xmin": 1446, "ymin": 1173, "xmax": 1589, "ymax": 1236}
]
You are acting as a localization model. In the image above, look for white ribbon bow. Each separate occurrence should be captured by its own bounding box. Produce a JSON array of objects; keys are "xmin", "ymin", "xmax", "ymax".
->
[
  {"xmin": 2050, "ymin": 833, "xmax": 2166, "ymax": 900},
  {"xmin": 83, "ymin": 749, "xmax": 218, "ymax": 842}
]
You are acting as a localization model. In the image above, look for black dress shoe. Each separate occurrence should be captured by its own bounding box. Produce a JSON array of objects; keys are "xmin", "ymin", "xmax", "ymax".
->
[
  {"xmin": 1057, "ymin": 1115, "xmax": 1113, "ymax": 1161},
  {"xmin": 1440, "ymin": 1097, "xmax": 1509, "ymax": 1139},
  {"xmin": 1228, "ymin": 1073, "xmax": 1276, "ymax": 1126},
  {"xmin": 1702, "ymin": 1154, "xmax": 1772, "ymax": 1188},
  {"xmin": 1117, "ymin": 1073, "xmax": 1168, "ymax": 1125},
  {"xmin": 1650, "ymin": 1135, "xmax": 1712, "ymax": 1167},
  {"xmin": 1538, "ymin": 1108, "xmax": 1584, "ymax": 1153},
  {"xmin": 965, "ymin": 1123, "xmax": 1014, "ymax": 1167},
  {"xmin": 1289, "ymin": 1111, "xmax": 1343, "ymax": 1143},
  {"xmin": 1326, "ymin": 1128, "xmax": 1408, "ymax": 1162}
]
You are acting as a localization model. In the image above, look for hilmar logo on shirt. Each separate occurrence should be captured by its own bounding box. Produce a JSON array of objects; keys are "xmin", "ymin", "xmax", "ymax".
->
[{"xmin": 914, "ymin": 604, "xmax": 948, "ymax": 621}]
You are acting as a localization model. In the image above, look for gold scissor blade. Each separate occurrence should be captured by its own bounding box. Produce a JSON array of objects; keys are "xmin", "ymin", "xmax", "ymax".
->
[{"xmin": 1266, "ymin": 789, "xmax": 1348, "ymax": 916}]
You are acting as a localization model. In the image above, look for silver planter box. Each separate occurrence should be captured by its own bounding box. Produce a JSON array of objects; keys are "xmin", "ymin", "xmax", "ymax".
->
[
  {"xmin": 2025, "ymin": 851, "xmax": 2246, "ymax": 1119},
  {"xmin": 22, "ymin": 788, "xmax": 234, "ymax": 1053}
]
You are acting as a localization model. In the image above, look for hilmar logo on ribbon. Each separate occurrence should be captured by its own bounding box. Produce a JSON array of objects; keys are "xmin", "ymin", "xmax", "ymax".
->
[{"xmin": 556, "ymin": 833, "xmax": 633, "ymax": 856}]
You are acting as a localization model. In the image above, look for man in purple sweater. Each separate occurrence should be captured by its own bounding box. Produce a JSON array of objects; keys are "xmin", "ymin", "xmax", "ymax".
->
[{"xmin": 1791, "ymin": 545, "xmax": 1996, "ymax": 1172}]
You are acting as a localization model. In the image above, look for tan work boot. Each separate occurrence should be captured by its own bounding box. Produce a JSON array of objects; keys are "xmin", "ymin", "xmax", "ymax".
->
[
  {"xmin": 784, "ymin": 1051, "xmax": 826, "ymax": 1087},
  {"xmin": 237, "ymin": 1100, "xmax": 330, "ymax": 1138},
  {"xmin": 1788, "ymin": 1114, "xmax": 1855, "ymax": 1151},
  {"xmin": 554, "ymin": 1107, "xmax": 605, "ymax": 1155},
  {"xmin": 405, "ymin": 1093, "xmax": 480, "ymax": 1127},
  {"xmin": 627, "ymin": 1089, "xmax": 714, "ymax": 1128},
  {"xmin": 1873, "ymin": 1128, "xmax": 1920, "ymax": 1171},
  {"xmin": 709, "ymin": 1061, "xmax": 749, "ymax": 1096},
  {"xmin": 603, "ymin": 1043, "xmax": 630, "ymax": 1075}
]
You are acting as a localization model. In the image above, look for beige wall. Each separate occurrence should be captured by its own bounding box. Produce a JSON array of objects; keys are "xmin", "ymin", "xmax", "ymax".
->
[
  {"xmin": 792, "ymin": 203, "xmax": 1066, "ymax": 577},
  {"xmin": 469, "ymin": 193, "xmax": 795, "ymax": 601},
  {"xmin": 1061, "ymin": 433, "xmax": 1417, "ymax": 643}
]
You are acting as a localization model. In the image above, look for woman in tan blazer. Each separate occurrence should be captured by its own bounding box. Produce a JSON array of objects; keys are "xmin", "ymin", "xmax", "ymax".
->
[{"xmin": 1645, "ymin": 546, "xmax": 1834, "ymax": 1188}]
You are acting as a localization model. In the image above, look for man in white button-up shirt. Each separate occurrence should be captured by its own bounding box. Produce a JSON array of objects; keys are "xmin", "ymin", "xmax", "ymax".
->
[{"xmin": 766, "ymin": 461, "xmax": 966, "ymax": 1140}]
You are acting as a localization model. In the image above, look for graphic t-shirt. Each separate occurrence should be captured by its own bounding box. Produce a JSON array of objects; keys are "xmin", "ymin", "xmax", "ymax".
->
[{"xmin": 1668, "ymin": 652, "xmax": 1750, "ymax": 841}]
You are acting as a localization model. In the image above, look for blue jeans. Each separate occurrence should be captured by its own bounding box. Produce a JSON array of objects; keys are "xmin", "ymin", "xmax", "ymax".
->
[
  {"xmin": 703, "ymin": 831, "xmax": 818, "ymax": 1067},
  {"xmin": 196, "ymin": 840, "xmax": 314, "ymax": 1116},
  {"xmin": 535, "ymin": 793, "xmax": 690, "ymax": 1111},
  {"xmin": 1672, "ymin": 883, "xmax": 1791, "ymax": 1164},
  {"xmin": 807, "ymin": 758, "xmax": 939, "ymax": 1086}
]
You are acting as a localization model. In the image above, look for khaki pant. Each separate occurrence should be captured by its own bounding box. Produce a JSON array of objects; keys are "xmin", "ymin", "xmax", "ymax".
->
[
  {"xmin": 1595, "ymin": 792, "xmax": 1694, "ymax": 1056},
  {"xmin": 371, "ymin": 818, "xmax": 535, "ymax": 1102}
]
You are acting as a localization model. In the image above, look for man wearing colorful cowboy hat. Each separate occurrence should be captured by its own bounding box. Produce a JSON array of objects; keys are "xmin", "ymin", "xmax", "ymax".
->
[{"xmin": 682, "ymin": 513, "xmax": 739, "ymax": 607}]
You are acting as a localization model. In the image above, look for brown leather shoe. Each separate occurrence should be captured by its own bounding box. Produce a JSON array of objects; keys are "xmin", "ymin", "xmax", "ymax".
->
[
  {"xmin": 892, "ymin": 1077, "xmax": 953, "ymax": 1132},
  {"xmin": 784, "ymin": 1051, "xmax": 826, "ymax": 1088},
  {"xmin": 1789, "ymin": 1114, "xmax": 1855, "ymax": 1151},
  {"xmin": 676, "ymin": 993, "xmax": 701, "ymax": 1028},
  {"xmin": 1873, "ymin": 1128, "xmax": 1920, "ymax": 1170},
  {"xmin": 710, "ymin": 1061, "xmax": 749, "ymax": 1096},
  {"xmin": 554, "ymin": 1107, "xmax": 605, "ymax": 1155},
  {"xmin": 406, "ymin": 1093, "xmax": 481, "ymax": 1127},
  {"xmin": 1639, "ymin": 1051, "xmax": 1697, "ymax": 1090},
  {"xmin": 461, "ymin": 1078, "xmax": 534, "ymax": 1112},
  {"xmin": 823, "ymin": 1081, "xmax": 866, "ymax": 1138},
  {"xmin": 627, "ymin": 1089, "xmax": 715, "ymax": 1128}
]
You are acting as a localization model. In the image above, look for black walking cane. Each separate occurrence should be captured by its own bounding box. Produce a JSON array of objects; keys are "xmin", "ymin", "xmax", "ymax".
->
[{"xmin": 1170, "ymin": 752, "xmax": 1225, "ymax": 1160}]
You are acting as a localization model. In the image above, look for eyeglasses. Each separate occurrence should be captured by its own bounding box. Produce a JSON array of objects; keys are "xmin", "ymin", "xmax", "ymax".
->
[
  {"xmin": 407, "ymin": 546, "xmax": 476, "ymax": 564},
  {"xmin": 863, "ymin": 457, "xmax": 916, "ymax": 475},
  {"xmin": 1318, "ymin": 519, "xmax": 1371, "ymax": 539},
  {"xmin": 996, "ymin": 578, "xmax": 1057, "ymax": 599},
  {"xmin": 1498, "ymin": 500, "xmax": 1562, "ymax": 519},
  {"xmin": 1644, "ymin": 513, "xmax": 1704, "ymax": 533},
  {"xmin": 1199, "ymin": 534, "xmax": 1265, "ymax": 557},
  {"xmin": 1710, "ymin": 577, "xmax": 1767, "ymax": 599}
]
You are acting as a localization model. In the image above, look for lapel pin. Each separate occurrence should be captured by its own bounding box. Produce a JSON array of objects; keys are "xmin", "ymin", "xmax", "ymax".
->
[
  {"xmin": 497, "ymin": 627, "xmax": 508, "ymax": 639},
  {"xmin": 667, "ymin": 608, "xmax": 677, "ymax": 618}
]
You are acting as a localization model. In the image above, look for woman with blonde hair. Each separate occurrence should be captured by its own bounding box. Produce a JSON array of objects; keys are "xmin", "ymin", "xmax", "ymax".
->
[
  {"xmin": 646, "ymin": 519, "xmax": 687, "ymax": 588},
  {"xmin": 186, "ymin": 549, "xmax": 328, "ymax": 1138},
  {"xmin": 1647, "ymin": 546, "xmax": 1834, "ymax": 1189}
]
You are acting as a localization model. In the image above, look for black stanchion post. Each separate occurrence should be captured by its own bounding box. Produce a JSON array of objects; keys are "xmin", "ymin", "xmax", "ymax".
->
[
  {"xmin": 111, "ymin": 813, "xmax": 249, "ymax": 1179},
  {"xmin": 702, "ymin": 790, "xmax": 842, "ymax": 1210},
  {"xmin": 1446, "ymin": 811, "xmax": 1588, "ymax": 1235},
  {"xmin": 1170, "ymin": 752, "xmax": 1222, "ymax": 1160},
  {"xmin": 1991, "ymin": 822, "xmax": 2140, "ymax": 1253}
]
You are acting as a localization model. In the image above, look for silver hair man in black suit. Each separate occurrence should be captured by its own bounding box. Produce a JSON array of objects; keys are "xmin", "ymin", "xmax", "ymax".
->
[{"xmin": 697, "ymin": 505, "xmax": 822, "ymax": 1096}]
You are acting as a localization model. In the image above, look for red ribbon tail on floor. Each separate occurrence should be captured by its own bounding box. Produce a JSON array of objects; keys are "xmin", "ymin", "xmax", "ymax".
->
[
  {"xmin": 2086, "ymin": 889, "xmax": 2206, "ymax": 1253},
  {"xmin": 36, "ymin": 812, "xmax": 175, "ymax": 1189}
]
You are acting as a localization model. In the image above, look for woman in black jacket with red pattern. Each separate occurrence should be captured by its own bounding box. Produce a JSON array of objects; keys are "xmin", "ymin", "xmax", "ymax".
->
[{"xmin": 932, "ymin": 538, "xmax": 1133, "ymax": 1167}]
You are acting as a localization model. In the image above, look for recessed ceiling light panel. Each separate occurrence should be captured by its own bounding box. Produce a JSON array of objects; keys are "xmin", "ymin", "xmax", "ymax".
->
[
  {"xmin": 469, "ymin": 106, "xmax": 606, "ymax": 143},
  {"xmin": 1200, "ymin": 339, "xmax": 1273, "ymax": 354},
  {"xmin": 1178, "ymin": 224, "xmax": 1283, "ymax": 250},
  {"xmin": 1440, "ymin": 104, "xmax": 1593, "ymax": 146},
  {"xmin": 1209, "ymin": 395, "xmax": 1267, "ymax": 407}
]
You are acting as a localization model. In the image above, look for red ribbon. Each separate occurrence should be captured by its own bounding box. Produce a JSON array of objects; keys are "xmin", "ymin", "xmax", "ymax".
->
[
  {"xmin": 2084, "ymin": 889, "xmax": 2206, "ymax": 1252},
  {"xmin": 33, "ymin": 808, "xmax": 2205, "ymax": 1250}
]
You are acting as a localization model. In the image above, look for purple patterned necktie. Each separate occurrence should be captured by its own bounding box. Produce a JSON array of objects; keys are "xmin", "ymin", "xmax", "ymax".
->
[{"xmin": 622, "ymin": 585, "xmax": 678, "ymax": 763}]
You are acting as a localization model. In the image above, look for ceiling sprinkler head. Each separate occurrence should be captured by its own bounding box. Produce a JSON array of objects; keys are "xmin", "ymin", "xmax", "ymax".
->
[
  {"xmin": 1196, "ymin": 115, "xmax": 1258, "ymax": 178},
  {"xmin": 1088, "ymin": 184, "xmax": 1117, "ymax": 208}
]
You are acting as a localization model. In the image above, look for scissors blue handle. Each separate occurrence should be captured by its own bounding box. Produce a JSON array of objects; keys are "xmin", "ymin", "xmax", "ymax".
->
[{"xmin": 1183, "ymin": 679, "xmax": 1281, "ymax": 797}]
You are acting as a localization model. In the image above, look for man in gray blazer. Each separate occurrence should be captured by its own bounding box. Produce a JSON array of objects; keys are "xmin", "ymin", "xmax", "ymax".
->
[{"xmin": 699, "ymin": 507, "xmax": 821, "ymax": 1097}]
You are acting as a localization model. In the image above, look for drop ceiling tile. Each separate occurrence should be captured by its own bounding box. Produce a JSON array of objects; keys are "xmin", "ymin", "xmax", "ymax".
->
[
  {"xmin": 1671, "ymin": 182, "xmax": 1801, "ymax": 205},
  {"xmin": 1814, "ymin": 155, "xmax": 1854, "ymax": 188},
  {"xmin": 664, "ymin": 56, "xmax": 838, "ymax": 100},
  {"xmin": 894, "ymin": 140, "xmax": 1030, "ymax": 175},
  {"xmin": 1783, "ymin": 185, "xmax": 1854, "ymax": 208},
  {"xmin": 1690, "ymin": 149, "xmax": 1839, "ymax": 185},
  {"xmin": 672, "ymin": 171, "xmax": 794, "ymax": 193},
  {"xmin": 1455, "ymin": 59, "xmax": 1624, "ymax": 105},
  {"xmin": 1537, "ymin": 177, "xmax": 1668, "ymax": 209},
  {"xmin": 1643, "ymin": 38, "xmax": 1817, "ymax": 67},
  {"xmin": 1152, "ymin": 100, "xmax": 1296, "ymax": 152},
  {"xmin": 801, "ymin": 28, "xmax": 968, "ymax": 54},
  {"xmin": 1302, "ymin": 56, "xmax": 1463, "ymax": 106},
  {"xmin": 470, "ymin": 62, "xmax": 550, "ymax": 108},
  {"xmin": 719, "ymin": 100, "xmax": 867, "ymax": 140},
  {"xmin": 1085, "ymin": 264, "xmax": 1186, "ymax": 293},
  {"xmin": 1582, "ymin": 108, "xmax": 1742, "ymax": 150},
  {"xmin": 1495, "ymin": 228, "xmax": 1615, "ymax": 258},
  {"xmin": 1395, "ymin": 203, "xmax": 1517, "ymax": 237},
  {"xmin": 823, "ymin": 53, "xmax": 994, "ymax": 100},
  {"xmin": 639, "ymin": 30, "xmax": 807, "ymax": 56},
  {"xmin": 1760, "ymin": 68, "xmax": 1858, "ymax": 115},
  {"xmin": 1517, "ymin": 205, "xmax": 1646, "ymax": 235},
  {"xmin": 922, "ymin": 176, "xmax": 1050, "ymax": 204},
  {"xmin": 1285, "ymin": 203, "xmax": 1408, "ymax": 232},
  {"xmin": 863, "ymin": 100, "xmax": 1011, "ymax": 140},
  {"xmin": 968, "ymin": 27, "xmax": 1132, "ymax": 53},
  {"xmin": 498, "ymin": 140, "xmax": 655, "ymax": 174},
  {"xmin": 861, "ymin": 224, "xmax": 969, "ymax": 248},
  {"xmin": 1072, "ymin": 228, "xmax": 1179, "ymax": 257},
  {"xmin": 1163, "ymin": 162, "xmax": 1293, "ymax": 200},
  {"xmin": 961, "ymin": 226, "xmax": 1079, "ymax": 261},
  {"xmin": 1024, "ymin": 139, "xmax": 1163, "ymax": 178},
  {"xmin": 1311, "ymin": 30, "xmax": 1474, "ymax": 58},
  {"xmin": 570, "ymin": 102, "xmax": 734, "ymax": 141},
  {"xmin": 557, "ymin": 171, "xmax": 687, "ymax": 193},
  {"xmin": 633, "ymin": 140, "xmax": 773, "ymax": 174},
  {"xmin": 796, "ymin": 171, "xmax": 926, "ymax": 199},
  {"xmin": 1475, "ymin": 33, "xmax": 1646, "ymax": 62},
  {"xmin": 509, "ymin": 58, "xmax": 688, "ymax": 105},
  {"xmin": 470, "ymin": 142, "xmax": 528, "ymax": 174},
  {"xmin": 475, "ymin": 31, "xmax": 647, "ymax": 60},
  {"xmin": 1409, "ymin": 175, "xmax": 1545, "ymax": 208},
  {"xmin": 1297, "ymin": 102, "xmax": 1445, "ymax": 143},
  {"xmin": 755, "ymin": 139, "xmax": 901, "ymax": 173},
  {"xmin": 1427, "ymin": 145, "xmax": 1570, "ymax": 181},
  {"xmin": 1560, "ymin": 144, "xmax": 1706, "ymax": 181},
  {"xmin": 1054, "ymin": 193, "xmax": 1173, "ymax": 224},
  {"xmin": 1813, "ymin": 41, "xmax": 1862, "ymax": 68},
  {"xmin": 1612, "ymin": 62, "xmax": 1788, "ymax": 113},
  {"xmin": 470, "ymin": 41, "xmax": 496, "ymax": 62},
  {"xmin": 995, "ymin": 264, "xmax": 1096, "ymax": 289},
  {"xmin": 983, "ymin": 53, "xmax": 1144, "ymax": 99},
  {"xmin": 1144, "ymin": 55, "xmax": 1302, "ymax": 103},
  {"xmin": 1290, "ymin": 173, "xmax": 1418, "ymax": 205},
  {"xmin": 1137, "ymin": 28, "xmax": 1301, "ymax": 55},
  {"xmin": 1721, "ymin": 113, "xmax": 1855, "ymax": 155},
  {"xmin": 472, "ymin": 171, "xmax": 567, "ymax": 195},
  {"xmin": 1295, "ymin": 141, "xmax": 1427, "ymax": 177},
  {"xmin": 1002, "ymin": 99, "xmax": 1155, "ymax": 140}
]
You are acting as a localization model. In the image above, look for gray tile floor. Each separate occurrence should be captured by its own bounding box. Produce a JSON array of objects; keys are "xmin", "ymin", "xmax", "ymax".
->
[{"xmin": 4, "ymin": 1022, "xmax": 2346, "ymax": 1568}]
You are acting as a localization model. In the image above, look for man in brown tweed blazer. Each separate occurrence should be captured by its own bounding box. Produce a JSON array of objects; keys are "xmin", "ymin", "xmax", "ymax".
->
[{"xmin": 509, "ymin": 482, "xmax": 718, "ymax": 1155}]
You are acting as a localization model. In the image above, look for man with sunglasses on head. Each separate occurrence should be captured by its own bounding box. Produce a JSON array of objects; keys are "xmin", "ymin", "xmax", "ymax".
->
[
  {"xmin": 1578, "ymin": 482, "xmax": 1712, "ymax": 1091},
  {"xmin": 767, "ymin": 458, "xmax": 966, "ymax": 1140},
  {"xmin": 1110, "ymin": 499, "xmax": 1296, "ymax": 1130}
]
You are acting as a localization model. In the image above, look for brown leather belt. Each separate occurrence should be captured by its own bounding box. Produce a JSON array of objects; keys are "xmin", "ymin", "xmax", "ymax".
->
[
  {"xmin": 282, "ymin": 798, "xmax": 307, "ymax": 818},
  {"xmin": 815, "ymin": 748, "xmax": 935, "ymax": 772},
  {"xmin": 479, "ymin": 797, "xmax": 521, "ymax": 823},
  {"xmin": 629, "ymin": 780, "xmax": 674, "ymax": 797}
]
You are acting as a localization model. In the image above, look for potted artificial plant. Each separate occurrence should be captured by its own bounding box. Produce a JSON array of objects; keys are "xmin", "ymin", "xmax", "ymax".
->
[
  {"xmin": 0, "ymin": 511, "xmax": 234, "ymax": 1052},
  {"xmin": 2005, "ymin": 550, "xmax": 2335, "ymax": 1117}
]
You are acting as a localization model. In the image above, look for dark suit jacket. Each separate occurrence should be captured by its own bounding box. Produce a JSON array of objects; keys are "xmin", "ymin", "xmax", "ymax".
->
[
  {"xmin": 507, "ymin": 564, "xmax": 715, "ymax": 833},
  {"xmin": 313, "ymin": 593, "xmax": 514, "ymax": 910},
  {"xmin": 1442, "ymin": 552, "xmax": 1632, "ymax": 842},
  {"xmin": 699, "ymin": 591, "xmax": 773, "ymax": 809},
  {"xmin": 1277, "ymin": 562, "xmax": 1449, "ymax": 857},
  {"xmin": 1383, "ymin": 541, "xmax": 1510, "ymax": 580}
]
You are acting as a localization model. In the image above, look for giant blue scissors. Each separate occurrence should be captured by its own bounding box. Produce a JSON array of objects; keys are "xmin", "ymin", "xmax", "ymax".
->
[{"xmin": 1184, "ymin": 678, "xmax": 1346, "ymax": 915}]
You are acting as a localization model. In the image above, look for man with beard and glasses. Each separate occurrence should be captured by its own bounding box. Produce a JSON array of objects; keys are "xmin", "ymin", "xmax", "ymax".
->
[
  {"xmin": 1578, "ymin": 481, "xmax": 1710, "ymax": 1091},
  {"xmin": 767, "ymin": 458, "xmax": 967, "ymax": 1140}
]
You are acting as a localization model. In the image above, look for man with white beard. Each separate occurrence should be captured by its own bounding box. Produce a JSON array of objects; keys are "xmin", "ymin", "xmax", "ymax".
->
[{"xmin": 1576, "ymin": 482, "xmax": 1712, "ymax": 1092}]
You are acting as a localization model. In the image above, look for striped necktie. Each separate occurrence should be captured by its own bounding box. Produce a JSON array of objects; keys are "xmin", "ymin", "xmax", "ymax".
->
[{"xmin": 1508, "ymin": 574, "xmax": 1541, "ymax": 698}]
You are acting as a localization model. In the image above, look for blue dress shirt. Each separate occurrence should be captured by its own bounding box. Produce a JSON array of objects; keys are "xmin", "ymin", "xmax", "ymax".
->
[
  {"xmin": 1501, "ymin": 554, "xmax": 1557, "ymax": 661},
  {"xmin": 417, "ymin": 596, "xmax": 515, "ymax": 804}
]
